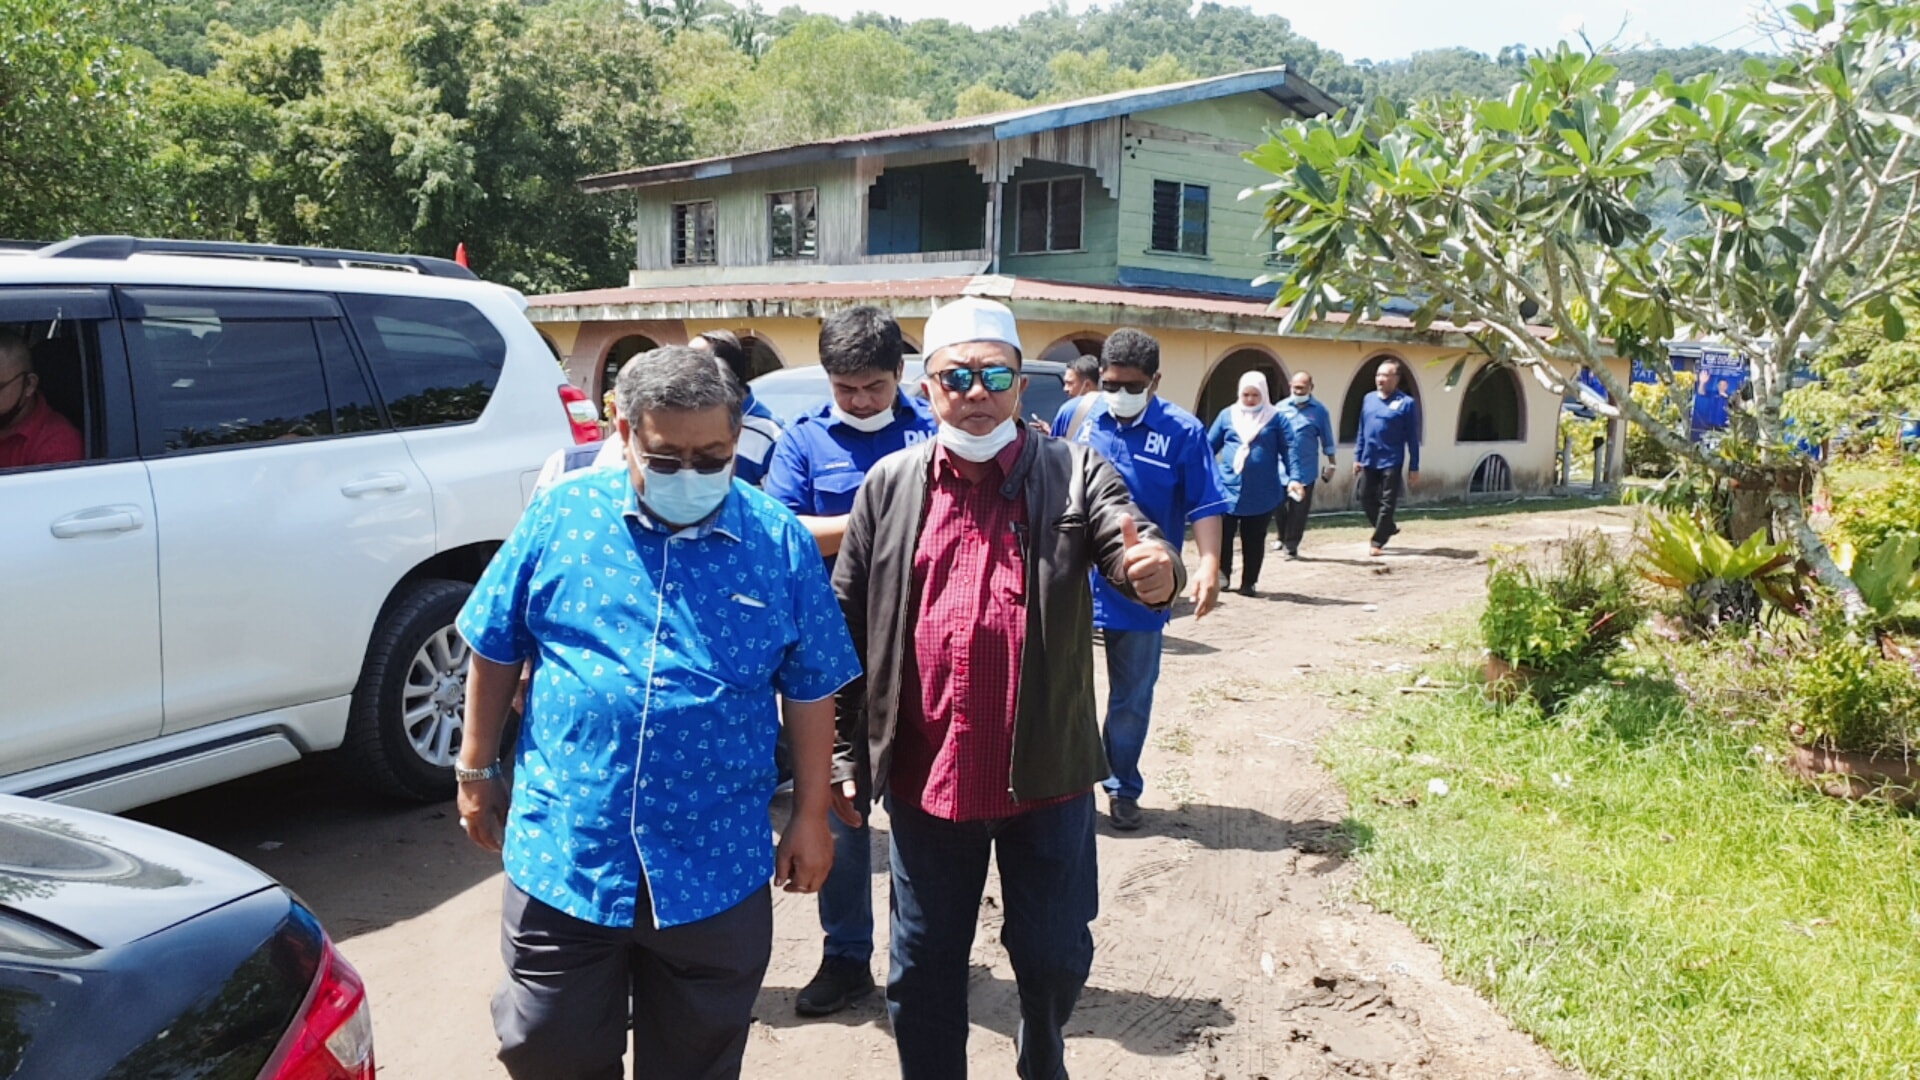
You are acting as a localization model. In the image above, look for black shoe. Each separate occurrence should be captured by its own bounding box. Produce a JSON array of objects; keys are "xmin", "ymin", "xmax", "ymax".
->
[
  {"xmin": 795, "ymin": 956, "xmax": 875, "ymax": 1017},
  {"xmin": 1236, "ymin": 584, "xmax": 1257, "ymax": 597},
  {"xmin": 1285, "ymin": 547, "xmax": 1300, "ymax": 560},
  {"xmin": 1109, "ymin": 796, "xmax": 1144, "ymax": 831}
]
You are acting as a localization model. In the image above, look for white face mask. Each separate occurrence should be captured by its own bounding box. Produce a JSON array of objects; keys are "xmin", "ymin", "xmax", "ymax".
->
[
  {"xmin": 936, "ymin": 418, "xmax": 1018, "ymax": 462},
  {"xmin": 1104, "ymin": 387, "xmax": 1151, "ymax": 419},
  {"xmin": 831, "ymin": 404, "xmax": 895, "ymax": 434},
  {"xmin": 1289, "ymin": 391, "xmax": 1311, "ymax": 404}
]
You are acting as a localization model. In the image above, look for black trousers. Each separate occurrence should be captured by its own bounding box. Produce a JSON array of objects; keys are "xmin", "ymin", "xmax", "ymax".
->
[
  {"xmin": 1358, "ymin": 467, "xmax": 1403, "ymax": 548},
  {"xmin": 1276, "ymin": 482, "xmax": 1316, "ymax": 554},
  {"xmin": 1221, "ymin": 510, "xmax": 1274, "ymax": 587},
  {"xmin": 493, "ymin": 879, "xmax": 772, "ymax": 1080}
]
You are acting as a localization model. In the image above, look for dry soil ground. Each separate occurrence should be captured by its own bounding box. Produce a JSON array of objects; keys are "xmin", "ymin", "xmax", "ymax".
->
[{"xmin": 134, "ymin": 500, "xmax": 1635, "ymax": 1079}]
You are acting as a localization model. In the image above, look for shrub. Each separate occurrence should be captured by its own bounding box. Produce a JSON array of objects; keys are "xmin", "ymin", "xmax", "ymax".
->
[
  {"xmin": 1625, "ymin": 375, "xmax": 1693, "ymax": 478},
  {"xmin": 1482, "ymin": 531, "xmax": 1642, "ymax": 680},
  {"xmin": 1829, "ymin": 457, "xmax": 1920, "ymax": 556},
  {"xmin": 1791, "ymin": 621, "xmax": 1920, "ymax": 755}
]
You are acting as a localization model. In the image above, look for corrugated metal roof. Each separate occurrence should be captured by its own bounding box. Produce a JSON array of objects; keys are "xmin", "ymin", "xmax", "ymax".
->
[{"xmin": 579, "ymin": 66, "xmax": 1340, "ymax": 193}]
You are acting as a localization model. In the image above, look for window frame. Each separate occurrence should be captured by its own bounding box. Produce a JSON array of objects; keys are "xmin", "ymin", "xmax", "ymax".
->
[
  {"xmin": 118, "ymin": 288, "xmax": 358, "ymax": 457},
  {"xmin": 1013, "ymin": 175, "xmax": 1086, "ymax": 255},
  {"xmin": 1150, "ymin": 180, "xmax": 1210, "ymax": 258},
  {"xmin": 767, "ymin": 188, "xmax": 819, "ymax": 261},
  {"xmin": 671, "ymin": 200, "xmax": 718, "ymax": 267},
  {"xmin": 0, "ymin": 286, "xmax": 126, "ymax": 471}
]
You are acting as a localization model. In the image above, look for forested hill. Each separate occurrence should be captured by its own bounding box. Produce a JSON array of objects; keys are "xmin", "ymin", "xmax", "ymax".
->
[
  {"xmin": 126, "ymin": 0, "xmax": 1756, "ymax": 111},
  {"xmin": 10, "ymin": 0, "xmax": 1755, "ymax": 293}
]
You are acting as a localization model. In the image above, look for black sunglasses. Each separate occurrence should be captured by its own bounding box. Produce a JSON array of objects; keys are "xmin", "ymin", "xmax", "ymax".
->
[
  {"xmin": 638, "ymin": 452, "xmax": 732, "ymax": 476},
  {"xmin": 931, "ymin": 366, "xmax": 1017, "ymax": 394}
]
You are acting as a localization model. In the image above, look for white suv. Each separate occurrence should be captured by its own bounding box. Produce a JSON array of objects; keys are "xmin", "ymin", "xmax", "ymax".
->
[{"xmin": 1, "ymin": 237, "xmax": 599, "ymax": 811}]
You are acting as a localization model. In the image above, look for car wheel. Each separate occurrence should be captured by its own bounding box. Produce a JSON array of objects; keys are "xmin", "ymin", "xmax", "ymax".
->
[{"xmin": 346, "ymin": 579, "xmax": 476, "ymax": 802}]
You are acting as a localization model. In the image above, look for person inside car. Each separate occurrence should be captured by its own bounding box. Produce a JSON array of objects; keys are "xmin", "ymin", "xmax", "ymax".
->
[{"xmin": 0, "ymin": 330, "xmax": 82, "ymax": 470}]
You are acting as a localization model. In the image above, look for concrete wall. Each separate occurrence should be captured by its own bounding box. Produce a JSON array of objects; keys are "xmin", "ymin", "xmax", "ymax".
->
[{"xmin": 543, "ymin": 312, "xmax": 1565, "ymax": 502}]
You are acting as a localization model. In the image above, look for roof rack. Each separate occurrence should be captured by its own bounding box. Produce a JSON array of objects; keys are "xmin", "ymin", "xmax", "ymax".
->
[{"xmin": 37, "ymin": 236, "xmax": 479, "ymax": 280}]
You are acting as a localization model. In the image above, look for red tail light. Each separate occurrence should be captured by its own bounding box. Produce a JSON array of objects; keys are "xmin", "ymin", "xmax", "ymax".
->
[
  {"xmin": 258, "ymin": 937, "xmax": 374, "ymax": 1080},
  {"xmin": 558, "ymin": 384, "xmax": 603, "ymax": 445}
]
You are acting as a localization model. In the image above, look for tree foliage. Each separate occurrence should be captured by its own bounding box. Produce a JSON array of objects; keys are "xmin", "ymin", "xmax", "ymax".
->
[
  {"xmin": 1250, "ymin": 0, "xmax": 1920, "ymax": 610},
  {"xmin": 0, "ymin": 0, "xmax": 148, "ymax": 238}
]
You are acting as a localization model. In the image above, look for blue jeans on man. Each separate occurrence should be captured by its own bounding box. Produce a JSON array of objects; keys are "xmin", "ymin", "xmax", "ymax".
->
[
  {"xmin": 818, "ymin": 800, "xmax": 873, "ymax": 964},
  {"xmin": 886, "ymin": 792, "xmax": 1098, "ymax": 1080},
  {"xmin": 1100, "ymin": 628, "xmax": 1164, "ymax": 803}
]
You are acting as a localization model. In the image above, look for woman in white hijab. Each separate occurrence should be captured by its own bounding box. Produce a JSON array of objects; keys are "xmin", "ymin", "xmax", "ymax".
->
[{"xmin": 1206, "ymin": 370, "xmax": 1300, "ymax": 596}]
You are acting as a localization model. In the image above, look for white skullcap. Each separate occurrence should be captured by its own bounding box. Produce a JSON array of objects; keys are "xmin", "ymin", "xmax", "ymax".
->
[{"xmin": 921, "ymin": 297, "xmax": 1022, "ymax": 361}]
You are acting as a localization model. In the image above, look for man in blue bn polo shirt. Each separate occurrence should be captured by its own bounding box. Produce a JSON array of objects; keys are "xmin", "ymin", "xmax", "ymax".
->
[
  {"xmin": 453, "ymin": 347, "xmax": 861, "ymax": 1080},
  {"xmin": 764, "ymin": 306, "xmax": 936, "ymax": 1018},
  {"xmin": 1354, "ymin": 357, "xmax": 1422, "ymax": 557},
  {"xmin": 1058, "ymin": 328, "xmax": 1228, "ymax": 831}
]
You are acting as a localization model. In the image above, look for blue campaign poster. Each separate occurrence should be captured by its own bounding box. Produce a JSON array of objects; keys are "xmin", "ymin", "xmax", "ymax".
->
[
  {"xmin": 1690, "ymin": 348, "xmax": 1746, "ymax": 440},
  {"xmin": 1631, "ymin": 359, "xmax": 1663, "ymax": 384}
]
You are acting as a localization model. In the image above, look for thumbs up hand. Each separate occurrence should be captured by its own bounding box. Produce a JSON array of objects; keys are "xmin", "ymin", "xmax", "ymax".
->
[{"xmin": 1120, "ymin": 514, "xmax": 1176, "ymax": 606}]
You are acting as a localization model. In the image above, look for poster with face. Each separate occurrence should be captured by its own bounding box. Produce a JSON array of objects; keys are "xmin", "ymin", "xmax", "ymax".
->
[{"xmin": 1689, "ymin": 348, "xmax": 1746, "ymax": 440}]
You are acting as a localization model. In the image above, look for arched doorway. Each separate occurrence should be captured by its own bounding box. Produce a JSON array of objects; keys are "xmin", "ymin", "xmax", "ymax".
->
[
  {"xmin": 737, "ymin": 334, "xmax": 785, "ymax": 378},
  {"xmin": 1195, "ymin": 347, "xmax": 1287, "ymax": 425},
  {"xmin": 1039, "ymin": 332, "xmax": 1105, "ymax": 365},
  {"xmin": 1338, "ymin": 353, "xmax": 1423, "ymax": 443},
  {"xmin": 1457, "ymin": 362, "xmax": 1524, "ymax": 442},
  {"xmin": 600, "ymin": 334, "xmax": 659, "ymax": 406}
]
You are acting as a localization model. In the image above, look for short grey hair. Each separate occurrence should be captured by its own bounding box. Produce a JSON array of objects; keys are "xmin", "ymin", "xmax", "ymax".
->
[{"xmin": 616, "ymin": 345, "xmax": 742, "ymax": 429}]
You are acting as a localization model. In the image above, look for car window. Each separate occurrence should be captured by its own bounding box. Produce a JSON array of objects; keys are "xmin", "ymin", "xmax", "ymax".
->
[
  {"xmin": 0, "ymin": 287, "xmax": 113, "ymax": 473},
  {"xmin": 341, "ymin": 295, "xmax": 505, "ymax": 428},
  {"xmin": 123, "ymin": 297, "xmax": 342, "ymax": 453},
  {"xmin": 314, "ymin": 319, "xmax": 384, "ymax": 435}
]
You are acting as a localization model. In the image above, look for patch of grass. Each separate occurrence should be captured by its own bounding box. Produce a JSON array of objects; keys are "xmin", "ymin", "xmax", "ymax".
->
[
  {"xmin": 1156, "ymin": 764, "xmax": 1202, "ymax": 808},
  {"xmin": 1152, "ymin": 721, "xmax": 1196, "ymax": 756},
  {"xmin": 1186, "ymin": 676, "xmax": 1283, "ymax": 710},
  {"xmin": 1321, "ymin": 657, "xmax": 1920, "ymax": 1079}
]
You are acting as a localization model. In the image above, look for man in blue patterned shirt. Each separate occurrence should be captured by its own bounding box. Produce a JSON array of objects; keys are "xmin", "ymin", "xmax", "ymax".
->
[{"xmin": 453, "ymin": 346, "xmax": 862, "ymax": 1080}]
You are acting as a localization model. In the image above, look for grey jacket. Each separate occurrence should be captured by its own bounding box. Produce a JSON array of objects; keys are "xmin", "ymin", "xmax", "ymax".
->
[{"xmin": 831, "ymin": 432, "xmax": 1185, "ymax": 804}]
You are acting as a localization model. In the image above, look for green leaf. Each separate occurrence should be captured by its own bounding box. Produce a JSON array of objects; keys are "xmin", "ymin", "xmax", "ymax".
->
[{"xmin": 1885, "ymin": 305, "xmax": 1908, "ymax": 343}]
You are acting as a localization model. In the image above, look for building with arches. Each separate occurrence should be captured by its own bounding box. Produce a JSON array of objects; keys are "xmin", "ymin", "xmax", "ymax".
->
[{"xmin": 528, "ymin": 68, "xmax": 1623, "ymax": 500}]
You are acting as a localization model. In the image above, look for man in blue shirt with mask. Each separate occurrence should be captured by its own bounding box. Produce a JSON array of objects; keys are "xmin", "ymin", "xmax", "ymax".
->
[
  {"xmin": 1274, "ymin": 370, "xmax": 1339, "ymax": 559},
  {"xmin": 765, "ymin": 306, "xmax": 936, "ymax": 1018},
  {"xmin": 1354, "ymin": 358, "xmax": 1422, "ymax": 556},
  {"xmin": 1058, "ymin": 328, "xmax": 1228, "ymax": 831},
  {"xmin": 454, "ymin": 346, "xmax": 862, "ymax": 1080}
]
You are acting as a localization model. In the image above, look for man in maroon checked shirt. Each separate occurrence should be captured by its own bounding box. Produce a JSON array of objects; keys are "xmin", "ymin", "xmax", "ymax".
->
[{"xmin": 832, "ymin": 297, "xmax": 1183, "ymax": 1079}]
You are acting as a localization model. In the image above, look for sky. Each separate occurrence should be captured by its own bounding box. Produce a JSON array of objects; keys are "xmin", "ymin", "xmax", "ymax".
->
[{"xmin": 782, "ymin": 0, "xmax": 1785, "ymax": 63}]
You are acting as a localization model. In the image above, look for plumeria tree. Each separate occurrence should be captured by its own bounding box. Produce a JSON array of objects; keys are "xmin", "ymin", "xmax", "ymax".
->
[{"xmin": 1248, "ymin": 0, "xmax": 1920, "ymax": 612}]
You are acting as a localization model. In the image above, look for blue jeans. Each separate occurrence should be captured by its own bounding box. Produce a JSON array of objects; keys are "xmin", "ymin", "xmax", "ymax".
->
[
  {"xmin": 1100, "ymin": 628, "xmax": 1164, "ymax": 801},
  {"xmin": 818, "ymin": 797, "xmax": 873, "ymax": 963},
  {"xmin": 887, "ymin": 793, "xmax": 1098, "ymax": 1080}
]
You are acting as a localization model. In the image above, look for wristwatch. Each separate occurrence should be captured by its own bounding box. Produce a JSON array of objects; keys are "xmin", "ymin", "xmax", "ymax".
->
[{"xmin": 455, "ymin": 760, "xmax": 503, "ymax": 783}]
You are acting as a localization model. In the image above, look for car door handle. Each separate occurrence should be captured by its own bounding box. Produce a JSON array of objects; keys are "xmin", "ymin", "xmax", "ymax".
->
[
  {"xmin": 340, "ymin": 473, "xmax": 410, "ymax": 498},
  {"xmin": 50, "ymin": 506, "xmax": 145, "ymax": 539}
]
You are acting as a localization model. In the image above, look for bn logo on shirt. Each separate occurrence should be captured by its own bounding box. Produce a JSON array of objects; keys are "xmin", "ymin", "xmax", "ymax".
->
[
  {"xmin": 1143, "ymin": 432, "xmax": 1172, "ymax": 457},
  {"xmin": 903, "ymin": 430, "xmax": 930, "ymax": 445}
]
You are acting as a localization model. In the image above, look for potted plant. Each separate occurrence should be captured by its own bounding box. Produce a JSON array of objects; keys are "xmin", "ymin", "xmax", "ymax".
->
[
  {"xmin": 1481, "ymin": 532, "xmax": 1642, "ymax": 702},
  {"xmin": 1786, "ymin": 621, "xmax": 1920, "ymax": 807},
  {"xmin": 1636, "ymin": 511, "xmax": 1803, "ymax": 633}
]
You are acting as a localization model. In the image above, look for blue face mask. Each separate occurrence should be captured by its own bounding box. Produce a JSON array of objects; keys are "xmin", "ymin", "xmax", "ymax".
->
[{"xmin": 632, "ymin": 446, "xmax": 734, "ymax": 527}]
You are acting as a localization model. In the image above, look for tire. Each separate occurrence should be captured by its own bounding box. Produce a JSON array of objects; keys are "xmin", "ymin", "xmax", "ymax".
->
[{"xmin": 345, "ymin": 579, "xmax": 476, "ymax": 802}]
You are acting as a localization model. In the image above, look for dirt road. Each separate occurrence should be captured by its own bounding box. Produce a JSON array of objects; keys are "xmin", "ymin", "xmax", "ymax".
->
[{"xmin": 133, "ymin": 501, "xmax": 1629, "ymax": 1078}]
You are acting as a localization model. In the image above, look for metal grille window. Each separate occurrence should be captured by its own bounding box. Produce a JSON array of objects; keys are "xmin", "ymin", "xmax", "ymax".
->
[
  {"xmin": 768, "ymin": 189, "xmax": 818, "ymax": 260},
  {"xmin": 1015, "ymin": 176, "xmax": 1084, "ymax": 253},
  {"xmin": 1151, "ymin": 180, "xmax": 1209, "ymax": 256},
  {"xmin": 671, "ymin": 201, "xmax": 716, "ymax": 266}
]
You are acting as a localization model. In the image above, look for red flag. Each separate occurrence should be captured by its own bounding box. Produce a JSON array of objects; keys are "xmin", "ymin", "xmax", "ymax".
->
[{"xmin": 453, "ymin": 242, "xmax": 469, "ymax": 268}]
